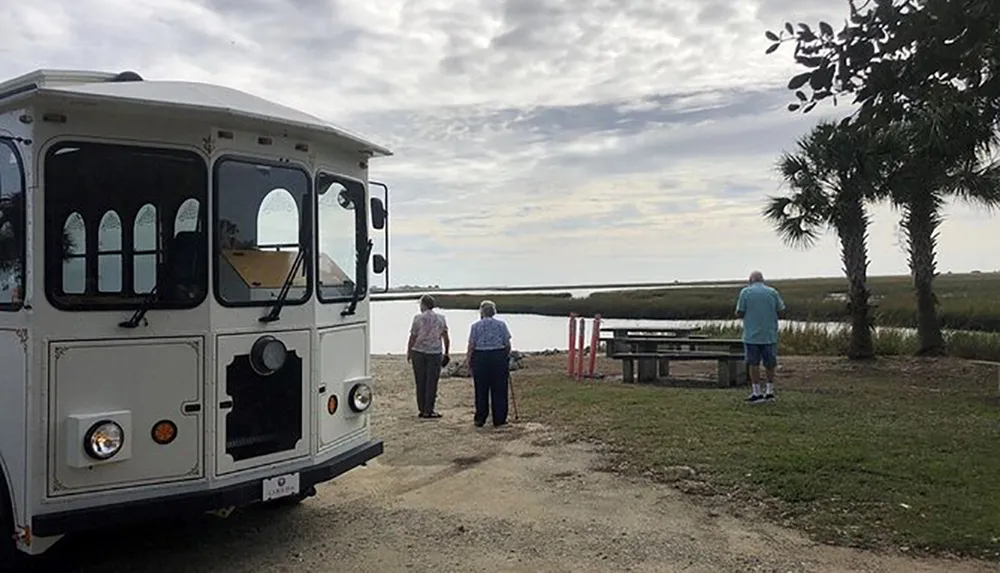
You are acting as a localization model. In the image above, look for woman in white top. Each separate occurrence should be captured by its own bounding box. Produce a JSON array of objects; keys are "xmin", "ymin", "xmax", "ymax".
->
[{"xmin": 407, "ymin": 294, "xmax": 450, "ymax": 418}]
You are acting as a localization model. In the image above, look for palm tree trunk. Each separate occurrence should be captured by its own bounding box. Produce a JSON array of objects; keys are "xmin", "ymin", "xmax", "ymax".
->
[
  {"xmin": 902, "ymin": 195, "xmax": 946, "ymax": 356},
  {"xmin": 836, "ymin": 203, "xmax": 875, "ymax": 360}
]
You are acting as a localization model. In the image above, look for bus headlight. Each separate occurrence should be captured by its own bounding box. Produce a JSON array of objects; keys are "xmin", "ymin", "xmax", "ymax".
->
[
  {"xmin": 84, "ymin": 420, "xmax": 125, "ymax": 461},
  {"xmin": 348, "ymin": 383, "xmax": 372, "ymax": 412},
  {"xmin": 250, "ymin": 335, "xmax": 288, "ymax": 376}
]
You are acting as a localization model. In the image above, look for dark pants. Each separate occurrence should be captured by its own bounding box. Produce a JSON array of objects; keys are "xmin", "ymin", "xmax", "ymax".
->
[
  {"xmin": 411, "ymin": 351, "xmax": 443, "ymax": 415},
  {"xmin": 471, "ymin": 348, "xmax": 509, "ymax": 426}
]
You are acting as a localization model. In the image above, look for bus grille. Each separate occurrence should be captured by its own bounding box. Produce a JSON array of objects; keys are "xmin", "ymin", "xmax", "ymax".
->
[{"xmin": 224, "ymin": 353, "xmax": 303, "ymax": 461}]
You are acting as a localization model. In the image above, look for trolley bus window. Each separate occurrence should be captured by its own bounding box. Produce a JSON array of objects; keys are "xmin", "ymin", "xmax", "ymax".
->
[
  {"xmin": 98, "ymin": 210, "xmax": 124, "ymax": 293},
  {"xmin": 316, "ymin": 173, "xmax": 368, "ymax": 303},
  {"xmin": 175, "ymin": 198, "xmax": 200, "ymax": 234},
  {"xmin": 44, "ymin": 142, "xmax": 208, "ymax": 310},
  {"xmin": 133, "ymin": 203, "xmax": 158, "ymax": 294},
  {"xmin": 62, "ymin": 212, "xmax": 86, "ymax": 294},
  {"xmin": 213, "ymin": 158, "xmax": 312, "ymax": 307},
  {"xmin": 0, "ymin": 139, "xmax": 26, "ymax": 310}
]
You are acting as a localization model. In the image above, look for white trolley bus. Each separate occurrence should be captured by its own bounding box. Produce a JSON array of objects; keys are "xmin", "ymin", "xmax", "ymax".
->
[{"xmin": 0, "ymin": 69, "xmax": 391, "ymax": 564}]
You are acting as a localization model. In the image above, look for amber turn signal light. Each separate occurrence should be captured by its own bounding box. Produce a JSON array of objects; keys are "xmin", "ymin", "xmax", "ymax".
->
[
  {"xmin": 151, "ymin": 420, "xmax": 178, "ymax": 445},
  {"xmin": 327, "ymin": 395, "xmax": 338, "ymax": 415}
]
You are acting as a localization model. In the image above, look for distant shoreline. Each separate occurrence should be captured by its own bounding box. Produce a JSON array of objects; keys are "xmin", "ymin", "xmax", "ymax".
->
[
  {"xmin": 374, "ymin": 271, "xmax": 997, "ymax": 297},
  {"xmin": 396, "ymin": 272, "xmax": 1000, "ymax": 334}
]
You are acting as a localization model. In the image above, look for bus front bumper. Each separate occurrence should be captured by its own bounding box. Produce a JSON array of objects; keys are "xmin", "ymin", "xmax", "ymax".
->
[{"xmin": 31, "ymin": 440, "xmax": 383, "ymax": 537}]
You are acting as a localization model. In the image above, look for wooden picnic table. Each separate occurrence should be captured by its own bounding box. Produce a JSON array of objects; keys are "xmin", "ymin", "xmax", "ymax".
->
[
  {"xmin": 602, "ymin": 335, "xmax": 741, "ymax": 357},
  {"xmin": 601, "ymin": 332, "xmax": 747, "ymax": 387},
  {"xmin": 605, "ymin": 337, "xmax": 742, "ymax": 345}
]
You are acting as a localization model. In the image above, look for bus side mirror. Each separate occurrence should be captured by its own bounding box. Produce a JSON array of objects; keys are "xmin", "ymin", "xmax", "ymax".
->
[
  {"xmin": 372, "ymin": 254, "xmax": 387, "ymax": 274},
  {"xmin": 370, "ymin": 197, "xmax": 386, "ymax": 230}
]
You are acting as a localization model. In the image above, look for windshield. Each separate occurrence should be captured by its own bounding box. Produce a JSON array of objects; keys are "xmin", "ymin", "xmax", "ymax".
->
[
  {"xmin": 316, "ymin": 173, "xmax": 368, "ymax": 302},
  {"xmin": 44, "ymin": 141, "xmax": 208, "ymax": 310},
  {"xmin": 213, "ymin": 158, "xmax": 312, "ymax": 307}
]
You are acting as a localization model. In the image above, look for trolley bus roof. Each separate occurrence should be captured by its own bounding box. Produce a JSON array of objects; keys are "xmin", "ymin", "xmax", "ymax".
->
[{"xmin": 0, "ymin": 69, "xmax": 392, "ymax": 157}]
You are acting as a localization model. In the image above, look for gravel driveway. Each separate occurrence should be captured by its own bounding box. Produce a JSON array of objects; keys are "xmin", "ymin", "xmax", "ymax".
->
[{"xmin": 37, "ymin": 355, "xmax": 994, "ymax": 573}]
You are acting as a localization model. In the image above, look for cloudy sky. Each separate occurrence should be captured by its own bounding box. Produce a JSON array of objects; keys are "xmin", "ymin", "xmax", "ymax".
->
[{"xmin": 4, "ymin": 0, "xmax": 995, "ymax": 288}]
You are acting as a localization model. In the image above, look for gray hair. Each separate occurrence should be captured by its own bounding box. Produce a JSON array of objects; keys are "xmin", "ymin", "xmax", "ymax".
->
[
  {"xmin": 749, "ymin": 270, "xmax": 764, "ymax": 283},
  {"xmin": 419, "ymin": 294, "xmax": 436, "ymax": 310},
  {"xmin": 479, "ymin": 299, "xmax": 497, "ymax": 317}
]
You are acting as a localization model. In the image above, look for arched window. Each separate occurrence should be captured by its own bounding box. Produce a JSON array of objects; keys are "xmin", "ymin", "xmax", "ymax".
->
[
  {"xmin": 97, "ymin": 210, "xmax": 123, "ymax": 293},
  {"xmin": 133, "ymin": 203, "xmax": 158, "ymax": 294},
  {"xmin": 174, "ymin": 198, "xmax": 200, "ymax": 236},
  {"xmin": 256, "ymin": 188, "xmax": 299, "ymax": 251},
  {"xmin": 62, "ymin": 212, "xmax": 86, "ymax": 294}
]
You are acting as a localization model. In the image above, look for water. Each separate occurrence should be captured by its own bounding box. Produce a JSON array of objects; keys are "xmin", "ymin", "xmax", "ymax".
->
[
  {"xmin": 372, "ymin": 282, "xmax": 742, "ymax": 301},
  {"xmin": 369, "ymin": 299, "xmax": 849, "ymax": 355}
]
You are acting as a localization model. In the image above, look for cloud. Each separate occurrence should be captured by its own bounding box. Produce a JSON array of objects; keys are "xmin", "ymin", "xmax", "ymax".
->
[{"xmin": 2, "ymin": 0, "xmax": 996, "ymax": 288}]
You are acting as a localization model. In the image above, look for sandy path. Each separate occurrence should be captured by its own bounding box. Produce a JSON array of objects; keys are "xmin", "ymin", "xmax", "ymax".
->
[{"xmin": 40, "ymin": 355, "xmax": 994, "ymax": 573}]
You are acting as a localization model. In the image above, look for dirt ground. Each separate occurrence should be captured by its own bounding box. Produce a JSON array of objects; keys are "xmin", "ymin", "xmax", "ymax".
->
[{"xmin": 43, "ymin": 354, "xmax": 996, "ymax": 573}]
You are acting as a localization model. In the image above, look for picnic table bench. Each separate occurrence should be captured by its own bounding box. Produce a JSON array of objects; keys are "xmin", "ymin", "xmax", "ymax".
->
[{"xmin": 600, "ymin": 328, "xmax": 747, "ymax": 387}]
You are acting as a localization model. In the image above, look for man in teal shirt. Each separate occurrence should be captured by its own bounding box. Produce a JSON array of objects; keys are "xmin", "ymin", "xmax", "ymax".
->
[{"xmin": 735, "ymin": 270, "xmax": 786, "ymax": 403}]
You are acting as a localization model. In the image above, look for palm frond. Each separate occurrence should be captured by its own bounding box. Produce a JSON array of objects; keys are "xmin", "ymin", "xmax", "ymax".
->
[
  {"xmin": 762, "ymin": 195, "xmax": 823, "ymax": 249},
  {"xmin": 948, "ymin": 155, "xmax": 1000, "ymax": 210},
  {"xmin": 768, "ymin": 119, "xmax": 885, "ymax": 250}
]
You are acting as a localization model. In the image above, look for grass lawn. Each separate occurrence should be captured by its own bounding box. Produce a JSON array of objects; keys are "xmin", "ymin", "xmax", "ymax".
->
[{"xmin": 516, "ymin": 354, "xmax": 1000, "ymax": 559}]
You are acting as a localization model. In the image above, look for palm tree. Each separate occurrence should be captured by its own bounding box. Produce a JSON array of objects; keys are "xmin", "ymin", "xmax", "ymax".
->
[
  {"xmin": 764, "ymin": 120, "xmax": 891, "ymax": 360},
  {"xmin": 880, "ymin": 101, "xmax": 1000, "ymax": 355}
]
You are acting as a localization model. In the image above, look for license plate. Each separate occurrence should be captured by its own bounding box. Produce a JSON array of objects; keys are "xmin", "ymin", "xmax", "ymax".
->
[{"xmin": 262, "ymin": 473, "xmax": 300, "ymax": 502}]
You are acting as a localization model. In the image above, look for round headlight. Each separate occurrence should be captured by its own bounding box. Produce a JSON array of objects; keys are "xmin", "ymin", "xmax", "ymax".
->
[
  {"xmin": 250, "ymin": 336, "xmax": 288, "ymax": 376},
  {"xmin": 84, "ymin": 421, "xmax": 124, "ymax": 461},
  {"xmin": 348, "ymin": 383, "xmax": 373, "ymax": 412}
]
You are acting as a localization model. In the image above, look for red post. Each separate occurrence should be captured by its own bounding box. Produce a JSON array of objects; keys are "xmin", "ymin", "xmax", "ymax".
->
[
  {"xmin": 576, "ymin": 317, "xmax": 586, "ymax": 381},
  {"xmin": 588, "ymin": 314, "xmax": 601, "ymax": 377},
  {"xmin": 567, "ymin": 313, "xmax": 578, "ymax": 377}
]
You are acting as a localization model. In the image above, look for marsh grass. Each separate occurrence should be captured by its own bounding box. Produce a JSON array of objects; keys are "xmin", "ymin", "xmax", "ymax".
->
[
  {"xmin": 436, "ymin": 273, "xmax": 1000, "ymax": 332},
  {"xmin": 693, "ymin": 322, "xmax": 1000, "ymax": 362}
]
